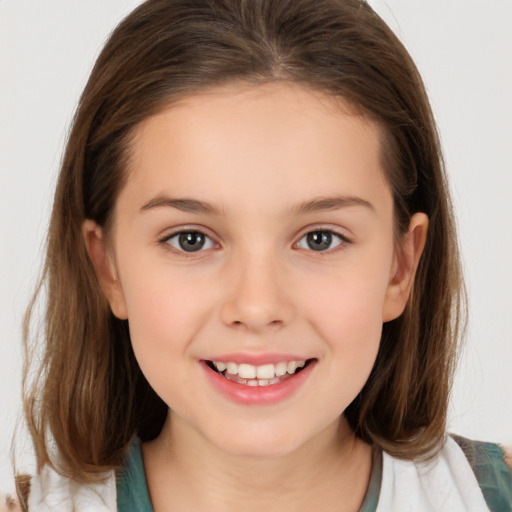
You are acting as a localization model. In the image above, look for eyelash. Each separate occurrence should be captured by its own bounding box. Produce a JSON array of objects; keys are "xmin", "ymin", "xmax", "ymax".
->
[
  {"xmin": 159, "ymin": 228, "xmax": 351, "ymax": 254},
  {"xmin": 295, "ymin": 229, "xmax": 350, "ymax": 253},
  {"xmin": 160, "ymin": 230, "xmax": 217, "ymax": 254}
]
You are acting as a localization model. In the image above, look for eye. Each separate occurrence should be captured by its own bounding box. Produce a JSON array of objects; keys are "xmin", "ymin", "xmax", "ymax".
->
[
  {"xmin": 163, "ymin": 231, "xmax": 216, "ymax": 253},
  {"xmin": 296, "ymin": 230, "xmax": 346, "ymax": 252}
]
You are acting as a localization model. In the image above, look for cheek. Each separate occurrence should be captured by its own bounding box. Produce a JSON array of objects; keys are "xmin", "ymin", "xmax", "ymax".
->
[
  {"xmin": 120, "ymin": 273, "xmax": 209, "ymax": 408},
  {"xmin": 303, "ymin": 264, "xmax": 390, "ymax": 343},
  {"xmin": 118, "ymin": 264, "xmax": 208, "ymax": 359},
  {"xmin": 318, "ymin": 285, "xmax": 383, "ymax": 372},
  {"xmin": 310, "ymin": 278, "xmax": 385, "ymax": 408},
  {"xmin": 299, "ymin": 261, "xmax": 390, "ymax": 388}
]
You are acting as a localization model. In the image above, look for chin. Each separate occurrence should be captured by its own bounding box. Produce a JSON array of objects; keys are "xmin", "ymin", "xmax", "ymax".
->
[{"xmin": 204, "ymin": 420, "xmax": 322, "ymax": 460}]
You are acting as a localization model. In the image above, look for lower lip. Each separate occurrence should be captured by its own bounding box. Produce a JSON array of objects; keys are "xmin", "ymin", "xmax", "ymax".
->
[{"xmin": 201, "ymin": 360, "xmax": 316, "ymax": 405}]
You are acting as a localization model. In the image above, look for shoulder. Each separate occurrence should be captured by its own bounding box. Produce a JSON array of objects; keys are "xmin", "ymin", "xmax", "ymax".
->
[
  {"xmin": 451, "ymin": 434, "xmax": 512, "ymax": 512},
  {"xmin": 26, "ymin": 465, "xmax": 116, "ymax": 512},
  {"xmin": 15, "ymin": 438, "xmax": 150, "ymax": 512},
  {"xmin": 377, "ymin": 435, "xmax": 510, "ymax": 511}
]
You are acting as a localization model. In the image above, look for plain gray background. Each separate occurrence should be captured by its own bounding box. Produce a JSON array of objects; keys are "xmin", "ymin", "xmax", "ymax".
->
[{"xmin": 1, "ymin": 0, "xmax": 511, "ymax": 493}]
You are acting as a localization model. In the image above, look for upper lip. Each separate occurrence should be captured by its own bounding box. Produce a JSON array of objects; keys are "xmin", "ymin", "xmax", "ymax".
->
[{"xmin": 201, "ymin": 353, "xmax": 314, "ymax": 365}]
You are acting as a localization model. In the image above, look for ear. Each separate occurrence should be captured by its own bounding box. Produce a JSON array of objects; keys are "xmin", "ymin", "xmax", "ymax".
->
[
  {"xmin": 82, "ymin": 220, "xmax": 128, "ymax": 320},
  {"xmin": 382, "ymin": 212, "xmax": 429, "ymax": 322}
]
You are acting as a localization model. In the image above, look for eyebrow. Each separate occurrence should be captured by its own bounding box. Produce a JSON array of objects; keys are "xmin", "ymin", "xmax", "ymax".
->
[
  {"xmin": 140, "ymin": 196, "xmax": 219, "ymax": 214},
  {"xmin": 292, "ymin": 196, "xmax": 375, "ymax": 215},
  {"xmin": 140, "ymin": 195, "xmax": 374, "ymax": 215}
]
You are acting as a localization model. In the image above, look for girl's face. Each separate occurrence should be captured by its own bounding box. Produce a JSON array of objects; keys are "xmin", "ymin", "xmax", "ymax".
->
[{"xmin": 88, "ymin": 83, "xmax": 426, "ymax": 458}]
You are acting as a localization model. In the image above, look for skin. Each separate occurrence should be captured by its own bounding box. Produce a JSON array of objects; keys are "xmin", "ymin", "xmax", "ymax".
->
[{"xmin": 84, "ymin": 83, "xmax": 428, "ymax": 511}]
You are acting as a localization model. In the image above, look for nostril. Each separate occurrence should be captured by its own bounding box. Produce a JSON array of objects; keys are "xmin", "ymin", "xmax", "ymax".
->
[{"xmin": 230, "ymin": 318, "xmax": 283, "ymax": 330}]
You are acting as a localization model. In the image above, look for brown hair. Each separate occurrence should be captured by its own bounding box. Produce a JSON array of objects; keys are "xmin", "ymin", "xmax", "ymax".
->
[{"xmin": 23, "ymin": 0, "xmax": 465, "ymax": 483}]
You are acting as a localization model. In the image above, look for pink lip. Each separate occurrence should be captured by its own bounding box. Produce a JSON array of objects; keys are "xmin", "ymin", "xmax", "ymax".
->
[{"xmin": 201, "ymin": 358, "xmax": 316, "ymax": 406}]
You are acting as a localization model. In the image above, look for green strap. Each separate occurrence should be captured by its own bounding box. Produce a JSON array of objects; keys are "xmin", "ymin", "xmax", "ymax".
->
[
  {"xmin": 116, "ymin": 438, "xmax": 154, "ymax": 512},
  {"xmin": 452, "ymin": 434, "xmax": 512, "ymax": 512},
  {"xmin": 358, "ymin": 448, "xmax": 382, "ymax": 512}
]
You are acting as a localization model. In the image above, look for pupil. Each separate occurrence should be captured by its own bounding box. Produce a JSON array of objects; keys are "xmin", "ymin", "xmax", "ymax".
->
[
  {"xmin": 307, "ymin": 231, "xmax": 331, "ymax": 251},
  {"xmin": 179, "ymin": 232, "xmax": 205, "ymax": 252}
]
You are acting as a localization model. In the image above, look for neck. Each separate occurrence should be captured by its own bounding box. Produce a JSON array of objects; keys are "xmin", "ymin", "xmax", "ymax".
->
[{"xmin": 143, "ymin": 414, "xmax": 373, "ymax": 512}]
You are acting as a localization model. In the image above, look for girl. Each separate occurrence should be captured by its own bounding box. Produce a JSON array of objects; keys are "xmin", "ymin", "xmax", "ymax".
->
[{"xmin": 18, "ymin": 0, "xmax": 511, "ymax": 510}]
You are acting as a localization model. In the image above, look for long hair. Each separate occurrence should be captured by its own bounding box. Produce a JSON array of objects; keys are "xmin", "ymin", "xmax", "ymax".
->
[{"xmin": 23, "ymin": 0, "xmax": 465, "ymax": 483}]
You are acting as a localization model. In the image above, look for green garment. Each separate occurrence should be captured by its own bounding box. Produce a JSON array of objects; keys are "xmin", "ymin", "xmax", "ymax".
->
[
  {"xmin": 116, "ymin": 439, "xmax": 153, "ymax": 512},
  {"xmin": 452, "ymin": 435, "xmax": 512, "ymax": 512},
  {"xmin": 116, "ymin": 436, "xmax": 512, "ymax": 512}
]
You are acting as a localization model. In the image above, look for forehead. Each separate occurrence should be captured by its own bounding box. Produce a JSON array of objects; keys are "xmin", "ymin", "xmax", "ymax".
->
[{"xmin": 122, "ymin": 82, "xmax": 391, "ymax": 216}]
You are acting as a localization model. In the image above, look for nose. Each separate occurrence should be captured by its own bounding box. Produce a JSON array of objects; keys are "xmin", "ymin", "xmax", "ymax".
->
[{"xmin": 220, "ymin": 251, "xmax": 293, "ymax": 333}]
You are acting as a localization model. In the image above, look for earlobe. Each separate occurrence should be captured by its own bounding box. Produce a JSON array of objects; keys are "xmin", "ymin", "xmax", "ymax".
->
[
  {"xmin": 382, "ymin": 212, "xmax": 429, "ymax": 322},
  {"xmin": 82, "ymin": 220, "xmax": 128, "ymax": 320}
]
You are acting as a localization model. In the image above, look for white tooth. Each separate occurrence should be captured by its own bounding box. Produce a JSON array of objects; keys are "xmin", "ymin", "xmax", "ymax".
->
[
  {"xmin": 269, "ymin": 377, "xmax": 281, "ymax": 385},
  {"xmin": 258, "ymin": 379, "xmax": 270, "ymax": 386},
  {"xmin": 226, "ymin": 362, "xmax": 238, "ymax": 375},
  {"xmin": 275, "ymin": 362, "xmax": 287, "ymax": 377},
  {"xmin": 287, "ymin": 361, "xmax": 298, "ymax": 374},
  {"xmin": 296, "ymin": 360, "xmax": 306, "ymax": 368},
  {"xmin": 214, "ymin": 361, "xmax": 226, "ymax": 372},
  {"xmin": 238, "ymin": 364, "xmax": 257, "ymax": 379},
  {"xmin": 256, "ymin": 364, "xmax": 275, "ymax": 379},
  {"xmin": 247, "ymin": 379, "xmax": 258, "ymax": 386}
]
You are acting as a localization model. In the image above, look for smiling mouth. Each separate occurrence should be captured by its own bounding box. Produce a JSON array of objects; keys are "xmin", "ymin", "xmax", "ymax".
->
[{"xmin": 205, "ymin": 359, "xmax": 315, "ymax": 387}]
